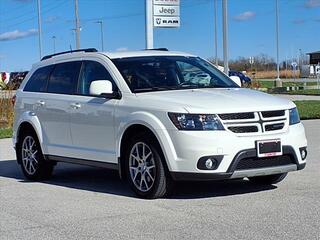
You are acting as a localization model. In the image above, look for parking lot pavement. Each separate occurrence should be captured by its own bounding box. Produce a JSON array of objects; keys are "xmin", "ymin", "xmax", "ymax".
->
[{"xmin": 0, "ymin": 121, "xmax": 319, "ymax": 240}]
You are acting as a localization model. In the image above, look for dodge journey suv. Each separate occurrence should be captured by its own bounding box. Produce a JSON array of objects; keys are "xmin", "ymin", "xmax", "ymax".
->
[{"xmin": 13, "ymin": 48, "xmax": 307, "ymax": 198}]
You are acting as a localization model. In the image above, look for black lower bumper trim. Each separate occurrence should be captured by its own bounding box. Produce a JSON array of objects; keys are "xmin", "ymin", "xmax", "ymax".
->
[
  {"xmin": 297, "ymin": 162, "xmax": 306, "ymax": 170},
  {"xmin": 170, "ymin": 172, "xmax": 232, "ymax": 181}
]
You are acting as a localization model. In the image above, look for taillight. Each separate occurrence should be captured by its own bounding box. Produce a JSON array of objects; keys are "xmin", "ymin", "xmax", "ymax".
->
[{"xmin": 12, "ymin": 95, "xmax": 16, "ymax": 105}]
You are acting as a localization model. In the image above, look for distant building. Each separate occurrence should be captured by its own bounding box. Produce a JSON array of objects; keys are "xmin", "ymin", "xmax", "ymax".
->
[
  {"xmin": 308, "ymin": 51, "xmax": 320, "ymax": 65},
  {"xmin": 307, "ymin": 51, "xmax": 320, "ymax": 77}
]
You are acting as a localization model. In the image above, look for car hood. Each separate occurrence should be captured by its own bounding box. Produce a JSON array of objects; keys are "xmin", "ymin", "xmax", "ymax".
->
[{"xmin": 135, "ymin": 88, "xmax": 295, "ymax": 114}]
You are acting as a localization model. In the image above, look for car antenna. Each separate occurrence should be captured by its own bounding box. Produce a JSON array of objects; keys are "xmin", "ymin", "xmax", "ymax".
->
[{"xmin": 69, "ymin": 45, "xmax": 73, "ymax": 53}]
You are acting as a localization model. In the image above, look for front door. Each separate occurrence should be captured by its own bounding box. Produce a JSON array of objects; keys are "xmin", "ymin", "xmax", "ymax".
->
[{"xmin": 69, "ymin": 60, "xmax": 117, "ymax": 163}]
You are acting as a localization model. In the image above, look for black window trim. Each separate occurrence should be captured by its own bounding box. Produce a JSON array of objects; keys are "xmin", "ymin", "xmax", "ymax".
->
[
  {"xmin": 44, "ymin": 64, "xmax": 55, "ymax": 92},
  {"xmin": 24, "ymin": 60, "xmax": 121, "ymax": 99}
]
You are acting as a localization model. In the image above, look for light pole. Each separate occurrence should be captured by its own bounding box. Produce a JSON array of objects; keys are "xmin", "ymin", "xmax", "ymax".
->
[
  {"xmin": 36, "ymin": 0, "xmax": 42, "ymax": 59},
  {"xmin": 299, "ymin": 48, "xmax": 302, "ymax": 66},
  {"xmin": 74, "ymin": 0, "xmax": 81, "ymax": 49},
  {"xmin": 222, "ymin": 0, "xmax": 229, "ymax": 75},
  {"xmin": 214, "ymin": 0, "xmax": 218, "ymax": 66},
  {"xmin": 52, "ymin": 36, "xmax": 56, "ymax": 53},
  {"xmin": 275, "ymin": 0, "xmax": 282, "ymax": 87},
  {"xmin": 95, "ymin": 21, "xmax": 104, "ymax": 51},
  {"xmin": 145, "ymin": 0, "xmax": 153, "ymax": 49}
]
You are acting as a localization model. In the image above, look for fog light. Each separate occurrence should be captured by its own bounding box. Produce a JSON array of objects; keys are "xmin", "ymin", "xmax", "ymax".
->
[
  {"xmin": 205, "ymin": 158, "xmax": 214, "ymax": 169},
  {"xmin": 300, "ymin": 149, "xmax": 307, "ymax": 160},
  {"xmin": 197, "ymin": 155, "xmax": 223, "ymax": 170}
]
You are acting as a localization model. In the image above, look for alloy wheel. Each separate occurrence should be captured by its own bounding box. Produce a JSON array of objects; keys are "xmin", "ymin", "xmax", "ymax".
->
[
  {"xmin": 129, "ymin": 142, "xmax": 156, "ymax": 192},
  {"xmin": 21, "ymin": 136, "xmax": 38, "ymax": 175}
]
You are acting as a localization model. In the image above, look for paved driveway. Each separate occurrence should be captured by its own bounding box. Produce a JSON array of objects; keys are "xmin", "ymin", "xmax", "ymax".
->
[{"xmin": 0, "ymin": 120, "xmax": 319, "ymax": 240}]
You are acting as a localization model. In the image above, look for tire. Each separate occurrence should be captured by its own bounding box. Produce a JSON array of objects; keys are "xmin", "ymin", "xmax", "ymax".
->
[
  {"xmin": 17, "ymin": 129, "xmax": 54, "ymax": 180},
  {"xmin": 125, "ymin": 133, "xmax": 172, "ymax": 199},
  {"xmin": 249, "ymin": 173, "xmax": 287, "ymax": 185}
]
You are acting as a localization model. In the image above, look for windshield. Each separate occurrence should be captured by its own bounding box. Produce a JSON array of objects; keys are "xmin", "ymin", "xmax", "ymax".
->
[{"xmin": 112, "ymin": 56, "xmax": 238, "ymax": 93}]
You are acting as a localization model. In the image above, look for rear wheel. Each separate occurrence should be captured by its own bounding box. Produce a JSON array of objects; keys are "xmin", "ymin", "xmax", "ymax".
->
[
  {"xmin": 17, "ymin": 129, "xmax": 54, "ymax": 180},
  {"xmin": 249, "ymin": 173, "xmax": 287, "ymax": 185},
  {"xmin": 125, "ymin": 134, "xmax": 172, "ymax": 199}
]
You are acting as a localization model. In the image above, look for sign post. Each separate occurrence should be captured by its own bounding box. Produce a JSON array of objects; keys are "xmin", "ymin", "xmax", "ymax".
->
[
  {"xmin": 291, "ymin": 61, "xmax": 297, "ymax": 81},
  {"xmin": 316, "ymin": 63, "xmax": 320, "ymax": 90},
  {"xmin": 146, "ymin": 0, "xmax": 180, "ymax": 48},
  {"xmin": 249, "ymin": 56, "xmax": 255, "ymax": 79},
  {"xmin": 146, "ymin": 0, "xmax": 154, "ymax": 49}
]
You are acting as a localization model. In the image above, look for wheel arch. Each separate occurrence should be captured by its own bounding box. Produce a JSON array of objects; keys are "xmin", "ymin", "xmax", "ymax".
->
[
  {"xmin": 117, "ymin": 113, "xmax": 177, "ymax": 179},
  {"xmin": 15, "ymin": 114, "xmax": 45, "ymax": 164}
]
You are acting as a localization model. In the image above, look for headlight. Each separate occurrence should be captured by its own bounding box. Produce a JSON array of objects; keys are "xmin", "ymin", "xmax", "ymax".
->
[
  {"xmin": 168, "ymin": 113, "xmax": 225, "ymax": 130},
  {"xmin": 289, "ymin": 107, "xmax": 300, "ymax": 125}
]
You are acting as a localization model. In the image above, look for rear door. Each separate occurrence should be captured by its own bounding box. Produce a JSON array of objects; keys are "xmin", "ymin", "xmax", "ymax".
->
[
  {"xmin": 42, "ymin": 61, "xmax": 82, "ymax": 156},
  {"xmin": 22, "ymin": 65, "xmax": 54, "ymax": 154},
  {"xmin": 69, "ymin": 60, "xmax": 117, "ymax": 163}
]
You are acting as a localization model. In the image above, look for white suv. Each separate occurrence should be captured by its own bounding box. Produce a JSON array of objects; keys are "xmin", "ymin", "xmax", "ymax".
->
[{"xmin": 13, "ymin": 48, "xmax": 307, "ymax": 198}]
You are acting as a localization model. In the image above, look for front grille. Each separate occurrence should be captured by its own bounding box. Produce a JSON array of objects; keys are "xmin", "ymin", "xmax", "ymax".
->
[
  {"xmin": 261, "ymin": 110, "xmax": 285, "ymax": 118},
  {"xmin": 235, "ymin": 155, "xmax": 294, "ymax": 170},
  {"xmin": 219, "ymin": 112, "xmax": 254, "ymax": 120},
  {"xmin": 265, "ymin": 123, "xmax": 285, "ymax": 131},
  {"xmin": 219, "ymin": 110, "xmax": 288, "ymax": 135},
  {"xmin": 228, "ymin": 126, "xmax": 258, "ymax": 133}
]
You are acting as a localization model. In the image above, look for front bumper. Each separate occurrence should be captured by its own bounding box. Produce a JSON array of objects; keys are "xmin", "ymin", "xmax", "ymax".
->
[
  {"xmin": 170, "ymin": 146, "xmax": 306, "ymax": 181},
  {"xmin": 158, "ymin": 122, "xmax": 307, "ymax": 180}
]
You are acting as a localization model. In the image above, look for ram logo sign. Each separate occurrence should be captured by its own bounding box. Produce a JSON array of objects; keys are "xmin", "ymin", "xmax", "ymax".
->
[{"xmin": 153, "ymin": 17, "xmax": 180, "ymax": 28}]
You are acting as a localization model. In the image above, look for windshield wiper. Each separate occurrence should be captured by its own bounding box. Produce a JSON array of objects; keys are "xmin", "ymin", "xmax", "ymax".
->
[{"xmin": 133, "ymin": 87, "xmax": 171, "ymax": 93}]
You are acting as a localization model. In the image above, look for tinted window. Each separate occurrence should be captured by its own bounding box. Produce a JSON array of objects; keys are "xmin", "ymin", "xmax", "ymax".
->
[
  {"xmin": 78, "ymin": 61, "xmax": 114, "ymax": 95},
  {"xmin": 24, "ymin": 66, "xmax": 53, "ymax": 92},
  {"xmin": 47, "ymin": 61, "xmax": 82, "ymax": 94}
]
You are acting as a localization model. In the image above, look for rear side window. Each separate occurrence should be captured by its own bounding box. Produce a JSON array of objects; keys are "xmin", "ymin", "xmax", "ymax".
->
[
  {"xmin": 47, "ymin": 61, "xmax": 82, "ymax": 94},
  {"xmin": 78, "ymin": 61, "xmax": 114, "ymax": 95},
  {"xmin": 24, "ymin": 65, "xmax": 53, "ymax": 92}
]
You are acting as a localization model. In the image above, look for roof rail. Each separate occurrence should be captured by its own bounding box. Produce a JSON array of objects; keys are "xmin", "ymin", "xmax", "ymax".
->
[
  {"xmin": 41, "ymin": 48, "xmax": 98, "ymax": 61},
  {"xmin": 146, "ymin": 48, "xmax": 169, "ymax": 51}
]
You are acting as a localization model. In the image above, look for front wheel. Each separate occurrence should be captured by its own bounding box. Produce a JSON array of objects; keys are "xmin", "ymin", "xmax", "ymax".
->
[
  {"xmin": 249, "ymin": 173, "xmax": 287, "ymax": 185},
  {"xmin": 125, "ymin": 134, "xmax": 172, "ymax": 199}
]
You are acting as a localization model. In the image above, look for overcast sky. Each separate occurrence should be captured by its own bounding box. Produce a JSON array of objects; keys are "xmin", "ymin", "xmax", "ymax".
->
[{"xmin": 0, "ymin": 0, "xmax": 320, "ymax": 71}]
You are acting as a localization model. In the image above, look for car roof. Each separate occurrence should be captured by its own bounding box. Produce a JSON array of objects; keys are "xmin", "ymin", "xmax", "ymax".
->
[
  {"xmin": 101, "ymin": 50, "xmax": 195, "ymax": 59},
  {"xmin": 32, "ymin": 50, "xmax": 196, "ymax": 69}
]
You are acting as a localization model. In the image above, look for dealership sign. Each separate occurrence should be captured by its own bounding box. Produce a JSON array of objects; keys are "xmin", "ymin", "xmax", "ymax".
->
[
  {"xmin": 153, "ymin": 0, "xmax": 180, "ymax": 6},
  {"xmin": 153, "ymin": 0, "xmax": 180, "ymax": 28}
]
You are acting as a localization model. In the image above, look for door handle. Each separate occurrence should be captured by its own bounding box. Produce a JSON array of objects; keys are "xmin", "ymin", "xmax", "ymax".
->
[
  {"xmin": 70, "ymin": 103, "xmax": 81, "ymax": 109},
  {"xmin": 36, "ymin": 100, "xmax": 45, "ymax": 106}
]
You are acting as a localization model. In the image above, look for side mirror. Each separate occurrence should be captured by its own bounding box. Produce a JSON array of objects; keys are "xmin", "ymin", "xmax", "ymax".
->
[
  {"xmin": 89, "ymin": 80, "xmax": 121, "ymax": 99},
  {"xmin": 229, "ymin": 76, "xmax": 242, "ymax": 87}
]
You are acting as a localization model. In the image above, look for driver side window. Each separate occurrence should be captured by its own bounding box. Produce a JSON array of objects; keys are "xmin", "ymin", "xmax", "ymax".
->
[{"xmin": 78, "ymin": 61, "xmax": 114, "ymax": 95}]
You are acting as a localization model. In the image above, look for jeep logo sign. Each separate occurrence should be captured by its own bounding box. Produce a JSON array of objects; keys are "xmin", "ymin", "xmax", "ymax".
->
[{"xmin": 153, "ymin": 5, "xmax": 179, "ymax": 16}]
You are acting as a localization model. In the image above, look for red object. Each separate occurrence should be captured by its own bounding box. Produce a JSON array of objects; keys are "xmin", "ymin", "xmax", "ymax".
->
[
  {"xmin": 1, "ymin": 72, "xmax": 6, "ymax": 81},
  {"xmin": 11, "ymin": 95, "xmax": 16, "ymax": 105}
]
